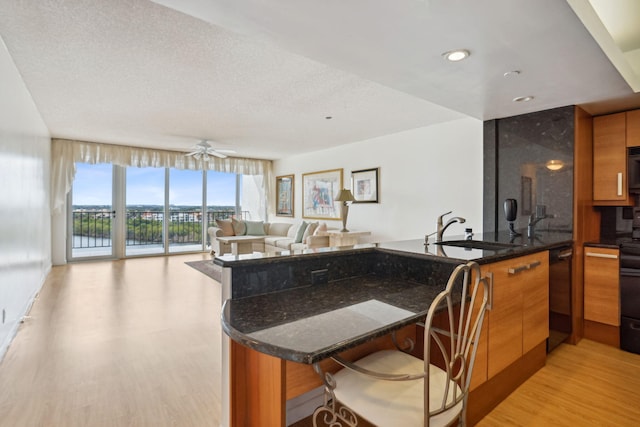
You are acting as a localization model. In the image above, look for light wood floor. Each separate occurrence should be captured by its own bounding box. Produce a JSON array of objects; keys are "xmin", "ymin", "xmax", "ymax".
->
[
  {"xmin": 2, "ymin": 254, "xmax": 640, "ymax": 426},
  {"xmin": 294, "ymin": 339, "xmax": 640, "ymax": 427},
  {"xmin": 0, "ymin": 253, "xmax": 221, "ymax": 427},
  {"xmin": 477, "ymin": 338, "xmax": 640, "ymax": 426}
]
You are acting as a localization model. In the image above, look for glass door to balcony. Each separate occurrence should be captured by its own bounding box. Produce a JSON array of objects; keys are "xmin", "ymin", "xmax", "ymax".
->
[
  {"xmin": 125, "ymin": 166, "xmax": 166, "ymax": 257},
  {"xmin": 69, "ymin": 163, "xmax": 115, "ymax": 260},
  {"xmin": 69, "ymin": 163, "xmax": 244, "ymax": 259},
  {"xmin": 168, "ymin": 168, "xmax": 204, "ymax": 253}
]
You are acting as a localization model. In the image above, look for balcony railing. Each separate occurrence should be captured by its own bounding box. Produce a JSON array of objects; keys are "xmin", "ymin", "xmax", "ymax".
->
[
  {"xmin": 72, "ymin": 209, "xmax": 249, "ymax": 250},
  {"xmin": 73, "ymin": 209, "xmax": 113, "ymax": 248}
]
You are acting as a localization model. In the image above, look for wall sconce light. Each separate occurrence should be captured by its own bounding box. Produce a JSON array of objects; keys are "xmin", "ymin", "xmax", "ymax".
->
[
  {"xmin": 546, "ymin": 160, "xmax": 564, "ymax": 171},
  {"xmin": 335, "ymin": 189, "xmax": 356, "ymax": 232}
]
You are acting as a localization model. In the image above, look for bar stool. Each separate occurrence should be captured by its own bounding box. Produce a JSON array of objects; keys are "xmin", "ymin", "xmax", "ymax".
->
[{"xmin": 312, "ymin": 261, "xmax": 489, "ymax": 427}]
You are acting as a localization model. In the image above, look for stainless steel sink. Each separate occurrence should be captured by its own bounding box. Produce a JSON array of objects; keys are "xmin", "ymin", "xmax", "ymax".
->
[{"xmin": 435, "ymin": 240, "xmax": 521, "ymax": 251}]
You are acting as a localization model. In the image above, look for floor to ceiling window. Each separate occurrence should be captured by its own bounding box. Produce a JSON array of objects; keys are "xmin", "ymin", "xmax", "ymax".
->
[
  {"xmin": 168, "ymin": 168, "xmax": 203, "ymax": 254},
  {"xmin": 68, "ymin": 163, "xmax": 115, "ymax": 260},
  {"xmin": 69, "ymin": 163, "xmax": 245, "ymax": 258},
  {"xmin": 207, "ymin": 170, "xmax": 243, "ymax": 220},
  {"xmin": 125, "ymin": 166, "xmax": 166, "ymax": 256}
]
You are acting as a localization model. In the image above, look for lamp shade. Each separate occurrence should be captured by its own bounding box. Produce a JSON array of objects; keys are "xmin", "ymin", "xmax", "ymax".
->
[{"xmin": 335, "ymin": 189, "xmax": 356, "ymax": 202}]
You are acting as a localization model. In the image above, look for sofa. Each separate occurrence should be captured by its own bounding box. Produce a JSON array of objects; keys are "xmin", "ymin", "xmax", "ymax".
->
[{"xmin": 208, "ymin": 218, "xmax": 331, "ymax": 256}]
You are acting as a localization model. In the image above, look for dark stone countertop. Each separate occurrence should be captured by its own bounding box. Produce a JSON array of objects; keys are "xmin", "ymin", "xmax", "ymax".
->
[
  {"xmin": 584, "ymin": 240, "xmax": 620, "ymax": 249},
  {"xmin": 585, "ymin": 233, "xmax": 636, "ymax": 250},
  {"xmin": 214, "ymin": 229, "xmax": 573, "ymax": 267},
  {"xmin": 221, "ymin": 275, "xmax": 451, "ymax": 364},
  {"xmin": 218, "ymin": 229, "xmax": 573, "ymax": 364},
  {"xmin": 378, "ymin": 230, "xmax": 572, "ymax": 263}
]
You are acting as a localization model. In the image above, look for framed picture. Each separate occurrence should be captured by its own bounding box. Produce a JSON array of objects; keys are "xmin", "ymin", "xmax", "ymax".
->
[
  {"xmin": 351, "ymin": 167, "xmax": 379, "ymax": 203},
  {"xmin": 302, "ymin": 168, "xmax": 343, "ymax": 219},
  {"xmin": 275, "ymin": 174, "xmax": 294, "ymax": 217}
]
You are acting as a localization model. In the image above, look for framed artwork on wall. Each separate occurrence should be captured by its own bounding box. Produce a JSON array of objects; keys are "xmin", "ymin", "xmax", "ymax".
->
[
  {"xmin": 351, "ymin": 167, "xmax": 379, "ymax": 203},
  {"xmin": 275, "ymin": 174, "xmax": 294, "ymax": 217},
  {"xmin": 302, "ymin": 168, "xmax": 343, "ymax": 219}
]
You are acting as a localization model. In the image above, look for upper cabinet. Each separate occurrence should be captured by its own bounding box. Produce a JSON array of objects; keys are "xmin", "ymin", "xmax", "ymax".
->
[
  {"xmin": 628, "ymin": 109, "xmax": 640, "ymax": 148},
  {"xmin": 593, "ymin": 112, "xmax": 633, "ymax": 205}
]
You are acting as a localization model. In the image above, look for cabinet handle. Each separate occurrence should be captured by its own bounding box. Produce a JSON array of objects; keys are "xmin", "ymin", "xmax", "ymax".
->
[
  {"xmin": 528, "ymin": 260, "xmax": 541, "ymax": 269},
  {"xmin": 585, "ymin": 252, "xmax": 618, "ymax": 259},
  {"xmin": 507, "ymin": 259, "xmax": 542, "ymax": 275},
  {"xmin": 508, "ymin": 265, "xmax": 529, "ymax": 275},
  {"xmin": 617, "ymin": 172, "xmax": 623, "ymax": 196},
  {"xmin": 486, "ymin": 272, "xmax": 494, "ymax": 311}
]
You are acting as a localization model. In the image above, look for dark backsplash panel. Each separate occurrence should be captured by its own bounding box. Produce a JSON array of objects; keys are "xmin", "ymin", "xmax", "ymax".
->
[
  {"xmin": 228, "ymin": 250, "xmax": 459, "ymax": 299},
  {"xmin": 484, "ymin": 120, "xmax": 498, "ymax": 232},
  {"xmin": 484, "ymin": 106, "xmax": 575, "ymax": 234}
]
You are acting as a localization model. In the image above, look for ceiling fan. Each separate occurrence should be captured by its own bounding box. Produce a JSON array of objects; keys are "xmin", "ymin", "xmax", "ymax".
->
[{"xmin": 184, "ymin": 140, "xmax": 235, "ymax": 160}]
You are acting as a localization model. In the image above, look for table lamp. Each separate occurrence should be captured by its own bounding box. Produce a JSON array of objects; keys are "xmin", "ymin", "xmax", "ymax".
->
[{"xmin": 335, "ymin": 189, "xmax": 356, "ymax": 232}]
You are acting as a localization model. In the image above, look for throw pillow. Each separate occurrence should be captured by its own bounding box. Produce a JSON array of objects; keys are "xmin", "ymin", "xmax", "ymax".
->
[
  {"xmin": 302, "ymin": 221, "xmax": 319, "ymax": 243},
  {"xmin": 245, "ymin": 220, "xmax": 266, "ymax": 236},
  {"xmin": 232, "ymin": 218, "xmax": 246, "ymax": 236},
  {"xmin": 295, "ymin": 221, "xmax": 308, "ymax": 243},
  {"xmin": 314, "ymin": 222, "xmax": 328, "ymax": 235},
  {"xmin": 216, "ymin": 219, "xmax": 235, "ymax": 236},
  {"xmin": 287, "ymin": 223, "xmax": 298, "ymax": 238}
]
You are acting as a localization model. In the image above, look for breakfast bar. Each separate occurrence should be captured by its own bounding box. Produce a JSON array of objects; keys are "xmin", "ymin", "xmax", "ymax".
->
[
  {"xmin": 222, "ymin": 275, "xmax": 453, "ymax": 365},
  {"xmin": 216, "ymin": 232, "xmax": 573, "ymax": 426}
]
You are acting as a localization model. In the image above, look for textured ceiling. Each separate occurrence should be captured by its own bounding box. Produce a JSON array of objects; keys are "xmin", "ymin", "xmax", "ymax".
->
[{"xmin": 1, "ymin": 0, "xmax": 640, "ymax": 160}]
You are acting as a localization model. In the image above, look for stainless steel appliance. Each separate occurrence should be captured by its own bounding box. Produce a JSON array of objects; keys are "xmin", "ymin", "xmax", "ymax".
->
[
  {"xmin": 628, "ymin": 147, "xmax": 640, "ymax": 193},
  {"xmin": 619, "ymin": 241, "xmax": 640, "ymax": 354},
  {"xmin": 548, "ymin": 246, "xmax": 572, "ymax": 352}
]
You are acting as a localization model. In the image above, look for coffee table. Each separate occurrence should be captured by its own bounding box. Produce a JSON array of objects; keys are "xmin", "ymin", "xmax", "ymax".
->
[{"xmin": 217, "ymin": 235, "xmax": 266, "ymax": 255}]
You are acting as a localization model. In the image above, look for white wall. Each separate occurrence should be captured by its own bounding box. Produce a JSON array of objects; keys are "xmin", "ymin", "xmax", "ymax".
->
[
  {"xmin": 273, "ymin": 117, "xmax": 484, "ymax": 243},
  {"xmin": 0, "ymin": 37, "xmax": 51, "ymax": 360}
]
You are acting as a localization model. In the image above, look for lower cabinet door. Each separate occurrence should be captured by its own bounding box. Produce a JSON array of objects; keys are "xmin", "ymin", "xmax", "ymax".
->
[
  {"xmin": 522, "ymin": 251, "xmax": 550, "ymax": 354},
  {"xmin": 485, "ymin": 259, "xmax": 523, "ymax": 379},
  {"xmin": 485, "ymin": 251, "xmax": 549, "ymax": 379}
]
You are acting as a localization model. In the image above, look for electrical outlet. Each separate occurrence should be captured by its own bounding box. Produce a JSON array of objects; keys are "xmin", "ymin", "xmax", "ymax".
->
[{"xmin": 311, "ymin": 269, "xmax": 328, "ymax": 285}]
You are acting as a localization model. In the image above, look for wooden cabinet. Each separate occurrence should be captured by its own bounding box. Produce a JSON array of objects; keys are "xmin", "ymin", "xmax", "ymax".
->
[
  {"xmin": 522, "ymin": 252, "xmax": 550, "ymax": 354},
  {"xmin": 481, "ymin": 251, "xmax": 549, "ymax": 379},
  {"xmin": 626, "ymin": 109, "xmax": 640, "ymax": 148},
  {"xmin": 593, "ymin": 112, "xmax": 632, "ymax": 204},
  {"xmin": 584, "ymin": 246, "xmax": 620, "ymax": 326}
]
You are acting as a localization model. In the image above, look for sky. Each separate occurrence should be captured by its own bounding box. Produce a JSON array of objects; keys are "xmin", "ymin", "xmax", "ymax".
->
[{"xmin": 72, "ymin": 163, "xmax": 237, "ymax": 206}]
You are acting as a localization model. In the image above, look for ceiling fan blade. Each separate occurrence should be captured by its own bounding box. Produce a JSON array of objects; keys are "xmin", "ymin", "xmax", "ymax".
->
[
  {"xmin": 185, "ymin": 150, "xmax": 199, "ymax": 157},
  {"xmin": 208, "ymin": 150, "xmax": 228, "ymax": 159}
]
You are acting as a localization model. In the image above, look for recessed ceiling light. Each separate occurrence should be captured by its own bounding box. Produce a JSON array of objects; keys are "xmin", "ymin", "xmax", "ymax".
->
[
  {"xmin": 442, "ymin": 49, "xmax": 470, "ymax": 62},
  {"xmin": 513, "ymin": 96, "xmax": 534, "ymax": 102},
  {"xmin": 503, "ymin": 70, "xmax": 521, "ymax": 78}
]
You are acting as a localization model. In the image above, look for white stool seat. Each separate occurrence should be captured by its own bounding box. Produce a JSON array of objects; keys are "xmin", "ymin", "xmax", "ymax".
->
[{"xmin": 333, "ymin": 349, "xmax": 462, "ymax": 427}]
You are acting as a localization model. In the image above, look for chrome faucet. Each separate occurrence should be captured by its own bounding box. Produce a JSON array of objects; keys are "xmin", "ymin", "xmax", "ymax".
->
[
  {"xmin": 436, "ymin": 211, "xmax": 466, "ymax": 242},
  {"xmin": 527, "ymin": 205, "xmax": 548, "ymax": 238}
]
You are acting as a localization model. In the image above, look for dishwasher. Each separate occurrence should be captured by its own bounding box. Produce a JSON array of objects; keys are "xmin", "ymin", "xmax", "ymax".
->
[
  {"xmin": 548, "ymin": 246, "xmax": 573, "ymax": 352},
  {"xmin": 619, "ymin": 241, "xmax": 640, "ymax": 354}
]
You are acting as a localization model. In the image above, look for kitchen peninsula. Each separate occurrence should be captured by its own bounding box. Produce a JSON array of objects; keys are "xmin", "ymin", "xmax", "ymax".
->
[{"xmin": 215, "ymin": 231, "xmax": 572, "ymax": 426}]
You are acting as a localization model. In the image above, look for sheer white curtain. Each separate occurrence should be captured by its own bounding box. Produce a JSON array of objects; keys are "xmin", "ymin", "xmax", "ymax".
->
[
  {"xmin": 51, "ymin": 138, "xmax": 272, "ymax": 214},
  {"xmin": 242, "ymin": 175, "xmax": 268, "ymax": 221}
]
